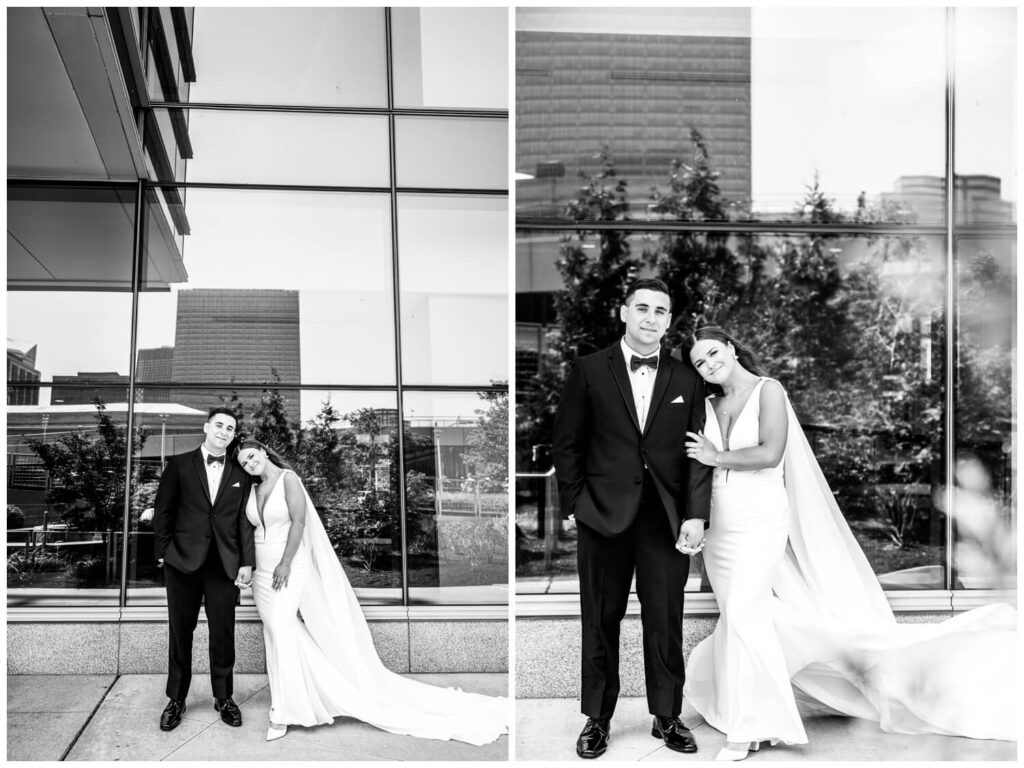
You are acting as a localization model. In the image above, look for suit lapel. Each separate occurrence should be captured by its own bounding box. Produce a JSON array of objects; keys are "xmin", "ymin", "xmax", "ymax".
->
[
  {"xmin": 191, "ymin": 449, "xmax": 213, "ymax": 506},
  {"xmin": 645, "ymin": 357, "xmax": 674, "ymax": 431},
  {"xmin": 608, "ymin": 345, "xmax": 642, "ymax": 434},
  {"xmin": 213, "ymin": 461, "xmax": 232, "ymax": 508}
]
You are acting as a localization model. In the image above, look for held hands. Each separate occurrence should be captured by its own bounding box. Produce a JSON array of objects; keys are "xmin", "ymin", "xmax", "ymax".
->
[
  {"xmin": 272, "ymin": 561, "xmax": 291, "ymax": 592},
  {"xmin": 234, "ymin": 566, "xmax": 253, "ymax": 589},
  {"xmin": 685, "ymin": 431, "xmax": 719, "ymax": 467},
  {"xmin": 675, "ymin": 518, "xmax": 706, "ymax": 556}
]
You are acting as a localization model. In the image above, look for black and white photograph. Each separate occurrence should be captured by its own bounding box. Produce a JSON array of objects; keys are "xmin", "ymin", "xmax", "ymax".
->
[
  {"xmin": 6, "ymin": 6, "xmax": 510, "ymax": 761},
  {"xmin": 513, "ymin": 6, "xmax": 1017, "ymax": 762}
]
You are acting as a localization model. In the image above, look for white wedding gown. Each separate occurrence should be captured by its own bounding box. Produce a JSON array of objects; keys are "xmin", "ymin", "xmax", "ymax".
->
[
  {"xmin": 683, "ymin": 379, "xmax": 1018, "ymax": 743},
  {"xmin": 245, "ymin": 469, "xmax": 508, "ymax": 745}
]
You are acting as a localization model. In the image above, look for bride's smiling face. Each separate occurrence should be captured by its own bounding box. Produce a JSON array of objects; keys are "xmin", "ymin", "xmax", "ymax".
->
[
  {"xmin": 237, "ymin": 447, "xmax": 268, "ymax": 476},
  {"xmin": 689, "ymin": 339, "xmax": 735, "ymax": 384}
]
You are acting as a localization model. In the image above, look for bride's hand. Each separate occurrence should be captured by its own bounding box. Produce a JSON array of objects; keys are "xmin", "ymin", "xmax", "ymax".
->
[
  {"xmin": 272, "ymin": 561, "xmax": 291, "ymax": 591},
  {"xmin": 685, "ymin": 430, "xmax": 719, "ymax": 467}
]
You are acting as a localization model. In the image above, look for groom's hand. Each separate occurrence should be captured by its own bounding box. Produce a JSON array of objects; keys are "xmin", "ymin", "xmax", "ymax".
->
[
  {"xmin": 235, "ymin": 566, "xmax": 253, "ymax": 589},
  {"xmin": 675, "ymin": 519, "xmax": 706, "ymax": 555}
]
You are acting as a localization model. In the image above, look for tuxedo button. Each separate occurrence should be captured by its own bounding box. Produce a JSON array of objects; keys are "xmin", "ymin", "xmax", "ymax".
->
[{"xmin": 634, "ymin": 476, "xmax": 642, "ymax": 485}]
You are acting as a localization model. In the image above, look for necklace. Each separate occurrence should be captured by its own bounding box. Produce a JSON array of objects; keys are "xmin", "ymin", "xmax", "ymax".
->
[{"xmin": 719, "ymin": 382, "xmax": 757, "ymax": 417}]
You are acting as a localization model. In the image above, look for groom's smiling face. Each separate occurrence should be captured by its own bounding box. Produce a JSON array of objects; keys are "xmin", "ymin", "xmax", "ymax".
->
[{"xmin": 620, "ymin": 288, "xmax": 671, "ymax": 353}]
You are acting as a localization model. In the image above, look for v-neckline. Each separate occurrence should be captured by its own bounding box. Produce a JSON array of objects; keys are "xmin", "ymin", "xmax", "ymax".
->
[
  {"xmin": 256, "ymin": 469, "xmax": 286, "ymax": 531},
  {"xmin": 712, "ymin": 378, "xmax": 763, "ymax": 447}
]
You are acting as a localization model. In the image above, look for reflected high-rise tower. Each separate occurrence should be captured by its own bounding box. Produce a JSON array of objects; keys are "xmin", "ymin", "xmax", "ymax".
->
[
  {"xmin": 171, "ymin": 289, "xmax": 301, "ymax": 422},
  {"xmin": 516, "ymin": 8, "xmax": 752, "ymax": 218}
]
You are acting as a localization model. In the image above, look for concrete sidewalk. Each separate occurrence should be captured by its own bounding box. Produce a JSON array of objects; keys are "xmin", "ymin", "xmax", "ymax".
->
[
  {"xmin": 7, "ymin": 673, "xmax": 509, "ymax": 761},
  {"xmin": 516, "ymin": 697, "xmax": 1016, "ymax": 762}
]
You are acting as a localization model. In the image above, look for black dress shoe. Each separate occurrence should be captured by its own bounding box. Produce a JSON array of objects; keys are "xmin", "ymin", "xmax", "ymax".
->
[
  {"xmin": 576, "ymin": 717, "xmax": 610, "ymax": 759},
  {"xmin": 214, "ymin": 697, "xmax": 242, "ymax": 727},
  {"xmin": 159, "ymin": 699, "xmax": 186, "ymax": 731},
  {"xmin": 651, "ymin": 715, "xmax": 698, "ymax": 753}
]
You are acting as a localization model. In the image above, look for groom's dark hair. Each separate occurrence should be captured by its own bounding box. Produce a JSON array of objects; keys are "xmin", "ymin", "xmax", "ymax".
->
[
  {"xmin": 624, "ymin": 278, "xmax": 672, "ymax": 310},
  {"xmin": 206, "ymin": 406, "xmax": 238, "ymax": 424}
]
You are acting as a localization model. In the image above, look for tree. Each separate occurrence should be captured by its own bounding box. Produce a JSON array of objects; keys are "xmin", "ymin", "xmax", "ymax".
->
[
  {"xmin": 644, "ymin": 129, "xmax": 760, "ymax": 347},
  {"xmin": 26, "ymin": 400, "xmax": 155, "ymax": 531},
  {"xmin": 462, "ymin": 388, "xmax": 509, "ymax": 492},
  {"xmin": 516, "ymin": 145, "xmax": 640, "ymax": 465},
  {"xmin": 246, "ymin": 368, "xmax": 295, "ymax": 453}
]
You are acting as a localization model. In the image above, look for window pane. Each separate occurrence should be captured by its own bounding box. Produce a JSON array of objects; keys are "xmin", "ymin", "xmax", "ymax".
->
[
  {"xmin": 404, "ymin": 390, "xmax": 509, "ymax": 605},
  {"xmin": 188, "ymin": 8, "xmax": 387, "ymax": 107},
  {"xmin": 7, "ymin": 8, "xmax": 138, "ymax": 180},
  {"xmin": 393, "ymin": 7, "xmax": 509, "ymax": 109},
  {"xmin": 137, "ymin": 188, "xmax": 395, "ymax": 398},
  {"xmin": 515, "ymin": 228, "xmax": 949, "ymax": 591},
  {"xmin": 516, "ymin": 7, "xmax": 946, "ymax": 223},
  {"xmin": 7, "ymin": 186, "xmax": 137, "ymax": 391},
  {"xmin": 953, "ymin": 237, "xmax": 1016, "ymax": 589},
  {"xmin": 398, "ymin": 195, "xmax": 508, "ymax": 385},
  {"xmin": 165, "ymin": 110, "xmax": 390, "ymax": 186},
  {"xmin": 396, "ymin": 117, "xmax": 508, "ymax": 190},
  {"xmin": 954, "ymin": 8, "xmax": 1017, "ymax": 224},
  {"xmin": 7, "ymin": 388, "xmax": 125, "ymax": 606},
  {"xmin": 126, "ymin": 389, "xmax": 403, "ymax": 606},
  {"xmin": 145, "ymin": 7, "xmax": 192, "ymax": 105}
]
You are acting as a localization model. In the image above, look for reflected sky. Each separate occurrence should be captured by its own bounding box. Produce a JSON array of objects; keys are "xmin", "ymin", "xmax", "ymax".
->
[{"xmin": 516, "ymin": 7, "xmax": 1015, "ymax": 213}]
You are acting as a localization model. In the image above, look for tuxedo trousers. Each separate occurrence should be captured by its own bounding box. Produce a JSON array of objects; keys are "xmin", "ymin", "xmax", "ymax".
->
[
  {"xmin": 164, "ymin": 542, "xmax": 239, "ymax": 701},
  {"xmin": 577, "ymin": 472, "xmax": 691, "ymax": 721}
]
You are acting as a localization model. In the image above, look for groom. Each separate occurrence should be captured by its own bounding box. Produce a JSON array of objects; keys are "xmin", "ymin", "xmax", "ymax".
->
[
  {"xmin": 152, "ymin": 406, "xmax": 255, "ymax": 731},
  {"xmin": 553, "ymin": 278, "xmax": 712, "ymax": 759}
]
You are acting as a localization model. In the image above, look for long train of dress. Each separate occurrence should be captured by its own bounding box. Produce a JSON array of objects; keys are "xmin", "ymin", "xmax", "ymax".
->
[
  {"xmin": 246, "ymin": 470, "xmax": 508, "ymax": 746},
  {"xmin": 683, "ymin": 379, "xmax": 1018, "ymax": 743}
]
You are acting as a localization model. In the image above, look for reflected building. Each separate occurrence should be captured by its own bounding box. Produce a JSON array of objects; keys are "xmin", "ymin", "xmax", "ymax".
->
[
  {"xmin": 136, "ymin": 346, "xmax": 174, "ymax": 403},
  {"xmin": 882, "ymin": 174, "xmax": 1015, "ymax": 225},
  {"xmin": 516, "ymin": 8, "xmax": 752, "ymax": 218},
  {"xmin": 7, "ymin": 342, "xmax": 41, "ymax": 405},
  {"xmin": 51, "ymin": 372, "xmax": 129, "ymax": 405},
  {"xmin": 169, "ymin": 288, "xmax": 301, "ymax": 421}
]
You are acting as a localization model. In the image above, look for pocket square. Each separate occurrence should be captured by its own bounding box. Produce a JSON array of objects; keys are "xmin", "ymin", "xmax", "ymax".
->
[
  {"xmin": 670, "ymin": 395, "xmax": 685, "ymax": 404},
  {"xmin": 232, "ymin": 482, "xmax": 241, "ymax": 488}
]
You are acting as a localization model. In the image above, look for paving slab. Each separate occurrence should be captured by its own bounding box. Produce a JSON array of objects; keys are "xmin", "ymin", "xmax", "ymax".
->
[
  {"xmin": 517, "ymin": 696, "xmax": 1017, "ymax": 762},
  {"xmin": 6, "ymin": 674, "xmax": 115, "ymax": 762},
  {"xmin": 10, "ymin": 672, "xmax": 508, "ymax": 762}
]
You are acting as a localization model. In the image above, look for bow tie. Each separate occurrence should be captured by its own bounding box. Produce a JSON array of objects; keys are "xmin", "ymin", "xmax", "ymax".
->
[
  {"xmin": 206, "ymin": 453, "xmax": 226, "ymax": 466},
  {"xmin": 630, "ymin": 355, "xmax": 659, "ymax": 372}
]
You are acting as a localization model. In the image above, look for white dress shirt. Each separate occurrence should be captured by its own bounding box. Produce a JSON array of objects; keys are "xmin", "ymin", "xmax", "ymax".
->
[
  {"xmin": 621, "ymin": 337, "xmax": 659, "ymax": 432},
  {"xmin": 200, "ymin": 445, "xmax": 226, "ymax": 503}
]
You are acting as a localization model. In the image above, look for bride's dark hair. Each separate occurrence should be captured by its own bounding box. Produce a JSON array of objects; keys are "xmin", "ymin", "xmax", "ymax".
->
[
  {"xmin": 233, "ymin": 438, "xmax": 292, "ymax": 482},
  {"xmin": 680, "ymin": 326, "xmax": 769, "ymax": 394}
]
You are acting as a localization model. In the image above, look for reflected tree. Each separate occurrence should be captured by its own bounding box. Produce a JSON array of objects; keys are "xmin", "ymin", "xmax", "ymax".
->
[{"xmin": 26, "ymin": 399, "xmax": 155, "ymax": 531}]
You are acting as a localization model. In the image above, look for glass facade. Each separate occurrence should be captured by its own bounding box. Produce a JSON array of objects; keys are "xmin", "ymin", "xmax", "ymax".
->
[
  {"xmin": 7, "ymin": 7, "xmax": 509, "ymax": 609},
  {"xmin": 514, "ymin": 8, "xmax": 1016, "ymax": 600}
]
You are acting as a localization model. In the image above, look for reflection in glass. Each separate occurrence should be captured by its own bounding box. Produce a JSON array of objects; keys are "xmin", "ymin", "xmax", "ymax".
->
[
  {"xmin": 188, "ymin": 8, "xmax": 387, "ymax": 107},
  {"xmin": 7, "ymin": 185, "xmax": 138, "ymax": 291},
  {"xmin": 516, "ymin": 7, "xmax": 946, "ymax": 222},
  {"xmin": 953, "ymin": 238, "xmax": 1016, "ymax": 589},
  {"xmin": 396, "ymin": 117, "xmax": 508, "ymax": 190},
  {"xmin": 515, "ymin": 229, "xmax": 949, "ymax": 590},
  {"xmin": 954, "ymin": 7, "xmax": 1017, "ymax": 225},
  {"xmin": 137, "ymin": 188, "xmax": 395, "ymax": 400},
  {"xmin": 7, "ymin": 389, "xmax": 127, "ymax": 604},
  {"xmin": 7, "ymin": 186, "xmax": 137, "ymax": 400},
  {"xmin": 174, "ymin": 110, "xmax": 390, "ymax": 186},
  {"xmin": 403, "ymin": 391, "xmax": 509, "ymax": 605},
  {"xmin": 126, "ymin": 389, "xmax": 403, "ymax": 605},
  {"xmin": 398, "ymin": 195, "xmax": 508, "ymax": 385},
  {"xmin": 392, "ymin": 7, "xmax": 509, "ymax": 109}
]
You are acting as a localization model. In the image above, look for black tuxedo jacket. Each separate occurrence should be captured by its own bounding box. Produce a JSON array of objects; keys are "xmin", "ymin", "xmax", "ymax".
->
[
  {"xmin": 152, "ymin": 448, "xmax": 256, "ymax": 579},
  {"xmin": 553, "ymin": 343, "xmax": 713, "ymax": 538}
]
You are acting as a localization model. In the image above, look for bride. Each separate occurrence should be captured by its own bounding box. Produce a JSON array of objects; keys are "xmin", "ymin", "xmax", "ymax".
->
[
  {"xmin": 677, "ymin": 326, "xmax": 1017, "ymax": 761},
  {"xmin": 232, "ymin": 438, "xmax": 508, "ymax": 745}
]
